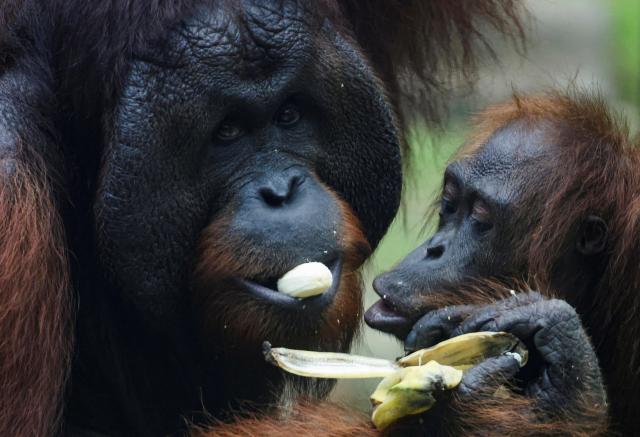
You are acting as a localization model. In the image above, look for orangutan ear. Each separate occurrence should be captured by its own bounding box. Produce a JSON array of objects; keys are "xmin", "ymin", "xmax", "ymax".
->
[{"xmin": 577, "ymin": 215, "xmax": 608, "ymax": 256}]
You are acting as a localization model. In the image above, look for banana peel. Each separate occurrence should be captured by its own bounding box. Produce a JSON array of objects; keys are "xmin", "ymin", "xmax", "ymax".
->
[
  {"xmin": 400, "ymin": 331, "xmax": 528, "ymax": 370},
  {"xmin": 370, "ymin": 361, "xmax": 463, "ymax": 430},
  {"xmin": 263, "ymin": 331, "xmax": 528, "ymax": 430},
  {"xmin": 263, "ymin": 342, "xmax": 398, "ymax": 379}
]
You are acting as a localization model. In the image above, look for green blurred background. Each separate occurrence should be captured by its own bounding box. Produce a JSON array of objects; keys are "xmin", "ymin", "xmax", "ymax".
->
[{"xmin": 332, "ymin": 0, "xmax": 640, "ymax": 409}]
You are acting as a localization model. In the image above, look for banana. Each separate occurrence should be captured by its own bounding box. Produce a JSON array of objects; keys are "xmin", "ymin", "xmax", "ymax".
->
[
  {"xmin": 400, "ymin": 331, "xmax": 528, "ymax": 369},
  {"xmin": 276, "ymin": 262, "xmax": 333, "ymax": 298},
  {"xmin": 263, "ymin": 341, "xmax": 399, "ymax": 378},
  {"xmin": 369, "ymin": 332, "xmax": 527, "ymax": 429},
  {"xmin": 264, "ymin": 331, "xmax": 528, "ymax": 430},
  {"xmin": 370, "ymin": 362, "xmax": 463, "ymax": 430}
]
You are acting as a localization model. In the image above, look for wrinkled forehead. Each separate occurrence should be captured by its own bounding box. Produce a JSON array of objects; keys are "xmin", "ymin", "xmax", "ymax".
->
[
  {"xmin": 450, "ymin": 119, "xmax": 554, "ymax": 203},
  {"xmin": 166, "ymin": 1, "xmax": 318, "ymax": 75}
]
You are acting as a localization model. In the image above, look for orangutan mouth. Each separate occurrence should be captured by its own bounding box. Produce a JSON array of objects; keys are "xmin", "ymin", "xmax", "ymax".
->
[
  {"xmin": 364, "ymin": 299, "xmax": 414, "ymax": 340},
  {"xmin": 235, "ymin": 258, "xmax": 343, "ymax": 312}
]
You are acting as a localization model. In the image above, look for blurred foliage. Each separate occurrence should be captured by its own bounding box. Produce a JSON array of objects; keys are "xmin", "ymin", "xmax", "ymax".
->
[
  {"xmin": 336, "ymin": 0, "xmax": 640, "ymax": 407},
  {"xmin": 364, "ymin": 126, "xmax": 463, "ymax": 277},
  {"xmin": 333, "ymin": 127, "xmax": 463, "ymax": 409},
  {"xmin": 368, "ymin": 0, "xmax": 640, "ymax": 276},
  {"xmin": 612, "ymin": 0, "xmax": 640, "ymax": 107}
]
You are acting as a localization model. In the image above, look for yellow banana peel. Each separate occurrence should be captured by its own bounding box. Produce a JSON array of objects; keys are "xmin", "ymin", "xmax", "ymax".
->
[{"xmin": 263, "ymin": 331, "xmax": 527, "ymax": 430}]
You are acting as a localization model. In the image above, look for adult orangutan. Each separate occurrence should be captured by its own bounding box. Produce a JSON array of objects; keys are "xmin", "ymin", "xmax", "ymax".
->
[
  {"xmin": 368, "ymin": 91, "xmax": 638, "ymax": 435},
  {"xmin": 0, "ymin": 1, "xmax": 524, "ymax": 436}
]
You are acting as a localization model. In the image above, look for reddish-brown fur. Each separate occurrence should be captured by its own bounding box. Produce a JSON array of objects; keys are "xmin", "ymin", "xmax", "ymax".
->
[
  {"xmin": 420, "ymin": 385, "xmax": 608, "ymax": 437},
  {"xmin": 395, "ymin": 92, "xmax": 628, "ymax": 435},
  {"xmin": 194, "ymin": 185, "xmax": 371, "ymax": 347},
  {"xmin": 192, "ymin": 402, "xmax": 378, "ymax": 437},
  {"xmin": 206, "ymin": 285, "xmax": 607, "ymax": 437},
  {"xmin": 0, "ymin": 155, "xmax": 73, "ymax": 437},
  {"xmin": 200, "ymin": 92, "xmax": 632, "ymax": 436},
  {"xmin": 193, "ymin": 184, "xmax": 371, "ymax": 402},
  {"xmin": 322, "ymin": 0, "xmax": 526, "ymax": 126},
  {"xmin": 0, "ymin": 1, "xmax": 525, "ymax": 435},
  {"xmin": 459, "ymin": 92, "xmax": 639, "ymax": 433}
]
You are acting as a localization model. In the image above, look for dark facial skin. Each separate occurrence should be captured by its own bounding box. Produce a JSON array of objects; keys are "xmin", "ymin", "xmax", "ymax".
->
[
  {"xmin": 365, "ymin": 120, "xmax": 609, "ymax": 432},
  {"xmin": 366, "ymin": 120, "xmax": 606, "ymax": 337},
  {"xmin": 74, "ymin": 2, "xmax": 401, "ymax": 434},
  {"xmin": 96, "ymin": 2, "xmax": 399, "ymax": 322},
  {"xmin": 366, "ymin": 122, "xmax": 547, "ymax": 336}
]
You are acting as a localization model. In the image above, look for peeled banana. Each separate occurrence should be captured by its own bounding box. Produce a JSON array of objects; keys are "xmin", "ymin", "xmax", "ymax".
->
[
  {"xmin": 263, "ymin": 331, "xmax": 527, "ymax": 430},
  {"xmin": 276, "ymin": 262, "xmax": 333, "ymax": 298}
]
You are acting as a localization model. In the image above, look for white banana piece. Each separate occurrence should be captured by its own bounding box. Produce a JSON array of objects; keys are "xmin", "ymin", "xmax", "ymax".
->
[{"xmin": 276, "ymin": 262, "xmax": 333, "ymax": 298}]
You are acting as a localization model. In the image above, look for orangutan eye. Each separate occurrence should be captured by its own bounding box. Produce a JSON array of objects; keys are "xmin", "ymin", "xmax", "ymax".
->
[
  {"xmin": 215, "ymin": 120, "xmax": 244, "ymax": 142},
  {"xmin": 471, "ymin": 200, "xmax": 493, "ymax": 232},
  {"xmin": 440, "ymin": 181, "xmax": 459, "ymax": 214},
  {"xmin": 275, "ymin": 103, "xmax": 301, "ymax": 126},
  {"xmin": 440, "ymin": 198, "xmax": 455, "ymax": 215}
]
